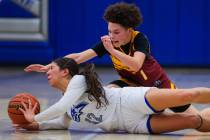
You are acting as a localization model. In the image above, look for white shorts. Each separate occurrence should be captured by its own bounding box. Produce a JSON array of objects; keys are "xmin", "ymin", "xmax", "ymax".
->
[{"xmin": 119, "ymin": 87, "xmax": 156, "ymax": 134}]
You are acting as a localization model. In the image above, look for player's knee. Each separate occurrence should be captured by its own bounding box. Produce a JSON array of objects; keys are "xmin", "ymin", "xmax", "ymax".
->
[
  {"xmin": 187, "ymin": 114, "xmax": 202, "ymax": 129},
  {"xmin": 180, "ymin": 90, "xmax": 200, "ymax": 102}
]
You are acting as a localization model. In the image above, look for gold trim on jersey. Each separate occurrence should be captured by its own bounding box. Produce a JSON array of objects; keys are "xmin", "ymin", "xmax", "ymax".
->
[
  {"xmin": 111, "ymin": 55, "xmax": 131, "ymax": 71},
  {"xmin": 131, "ymin": 30, "xmax": 139, "ymax": 42},
  {"xmin": 110, "ymin": 30, "xmax": 141, "ymax": 74},
  {"xmin": 140, "ymin": 70, "xmax": 148, "ymax": 80},
  {"xmin": 170, "ymin": 82, "xmax": 175, "ymax": 89}
]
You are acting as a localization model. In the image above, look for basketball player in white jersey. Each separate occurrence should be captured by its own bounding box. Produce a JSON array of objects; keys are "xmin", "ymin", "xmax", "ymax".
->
[{"xmin": 15, "ymin": 58, "xmax": 210, "ymax": 134}]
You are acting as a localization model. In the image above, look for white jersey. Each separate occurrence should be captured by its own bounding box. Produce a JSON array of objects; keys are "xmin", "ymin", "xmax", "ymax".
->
[
  {"xmin": 67, "ymin": 87, "xmax": 120, "ymax": 131},
  {"xmin": 35, "ymin": 75, "xmax": 155, "ymax": 133}
]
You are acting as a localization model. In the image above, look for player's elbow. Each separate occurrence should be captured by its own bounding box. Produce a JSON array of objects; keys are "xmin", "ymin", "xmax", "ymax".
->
[
  {"xmin": 56, "ymin": 105, "xmax": 68, "ymax": 114},
  {"xmin": 130, "ymin": 63, "xmax": 142, "ymax": 72}
]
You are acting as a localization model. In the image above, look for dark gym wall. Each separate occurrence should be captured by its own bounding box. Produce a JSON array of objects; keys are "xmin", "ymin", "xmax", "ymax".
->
[{"xmin": 0, "ymin": 0, "xmax": 209, "ymax": 66}]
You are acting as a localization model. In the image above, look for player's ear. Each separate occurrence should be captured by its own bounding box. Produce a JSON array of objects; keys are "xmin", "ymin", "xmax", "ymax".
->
[
  {"xmin": 128, "ymin": 27, "xmax": 133, "ymax": 32},
  {"xmin": 62, "ymin": 68, "xmax": 70, "ymax": 77}
]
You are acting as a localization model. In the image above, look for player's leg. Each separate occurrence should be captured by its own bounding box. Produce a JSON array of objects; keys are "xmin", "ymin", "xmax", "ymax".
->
[
  {"xmin": 162, "ymin": 80, "xmax": 193, "ymax": 113},
  {"xmin": 163, "ymin": 81, "xmax": 204, "ymax": 125},
  {"xmin": 149, "ymin": 112, "xmax": 202, "ymax": 134},
  {"xmin": 145, "ymin": 87, "xmax": 210, "ymax": 133},
  {"xmin": 196, "ymin": 108, "xmax": 210, "ymax": 132},
  {"xmin": 145, "ymin": 87, "xmax": 210, "ymax": 112}
]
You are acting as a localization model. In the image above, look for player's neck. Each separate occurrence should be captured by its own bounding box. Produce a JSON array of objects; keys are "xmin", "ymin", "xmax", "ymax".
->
[{"xmin": 55, "ymin": 79, "xmax": 69, "ymax": 94}]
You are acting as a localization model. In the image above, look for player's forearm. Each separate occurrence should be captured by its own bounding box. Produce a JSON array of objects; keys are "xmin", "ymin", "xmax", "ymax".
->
[
  {"xmin": 110, "ymin": 49, "xmax": 142, "ymax": 72},
  {"xmin": 38, "ymin": 114, "xmax": 71, "ymax": 130},
  {"xmin": 65, "ymin": 49, "xmax": 97, "ymax": 64}
]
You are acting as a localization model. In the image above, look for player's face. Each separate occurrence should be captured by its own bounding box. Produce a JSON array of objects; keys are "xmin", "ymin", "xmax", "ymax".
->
[
  {"xmin": 46, "ymin": 62, "xmax": 63, "ymax": 87},
  {"xmin": 108, "ymin": 22, "xmax": 131, "ymax": 47}
]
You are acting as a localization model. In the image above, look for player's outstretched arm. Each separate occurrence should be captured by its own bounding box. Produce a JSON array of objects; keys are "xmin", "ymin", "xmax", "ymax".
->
[
  {"xmin": 24, "ymin": 64, "xmax": 50, "ymax": 72},
  {"xmin": 38, "ymin": 113, "xmax": 71, "ymax": 130},
  {"xmin": 65, "ymin": 49, "xmax": 97, "ymax": 64},
  {"xmin": 24, "ymin": 49, "xmax": 97, "ymax": 72},
  {"xmin": 13, "ymin": 114, "xmax": 71, "ymax": 130},
  {"xmin": 13, "ymin": 121, "xmax": 39, "ymax": 130}
]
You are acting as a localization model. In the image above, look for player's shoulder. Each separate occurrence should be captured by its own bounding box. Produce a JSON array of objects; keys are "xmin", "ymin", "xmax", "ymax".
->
[
  {"xmin": 135, "ymin": 31, "xmax": 148, "ymax": 40},
  {"xmin": 72, "ymin": 75, "xmax": 85, "ymax": 80},
  {"xmin": 68, "ymin": 75, "xmax": 86, "ymax": 88}
]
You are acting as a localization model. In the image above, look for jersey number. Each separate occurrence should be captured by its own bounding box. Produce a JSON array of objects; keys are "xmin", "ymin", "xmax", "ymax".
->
[{"xmin": 85, "ymin": 113, "xmax": 102, "ymax": 124}]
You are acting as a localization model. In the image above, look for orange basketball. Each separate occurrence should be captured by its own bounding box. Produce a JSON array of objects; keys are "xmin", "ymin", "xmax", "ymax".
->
[{"xmin": 7, "ymin": 93, "xmax": 40, "ymax": 124}]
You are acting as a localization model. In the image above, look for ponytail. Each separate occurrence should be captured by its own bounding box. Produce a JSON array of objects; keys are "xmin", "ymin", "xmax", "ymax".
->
[
  {"xmin": 80, "ymin": 63, "xmax": 109, "ymax": 109},
  {"xmin": 54, "ymin": 57, "xmax": 109, "ymax": 109}
]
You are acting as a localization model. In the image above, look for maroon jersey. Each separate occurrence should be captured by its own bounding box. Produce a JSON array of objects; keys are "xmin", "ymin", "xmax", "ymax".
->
[{"xmin": 92, "ymin": 30, "xmax": 175, "ymax": 89}]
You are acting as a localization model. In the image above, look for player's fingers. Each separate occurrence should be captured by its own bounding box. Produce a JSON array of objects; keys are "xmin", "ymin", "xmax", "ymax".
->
[
  {"xmin": 12, "ymin": 124, "xmax": 19, "ymax": 127},
  {"xmin": 101, "ymin": 35, "xmax": 106, "ymax": 39},
  {"xmin": 40, "ymin": 67, "xmax": 47, "ymax": 72},
  {"xmin": 19, "ymin": 107, "xmax": 25, "ymax": 114},
  {"xmin": 13, "ymin": 124, "xmax": 22, "ymax": 129},
  {"xmin": 24, "ymin": 68, "xmax": 30, "ymax": 71},
  {"xmin": 101, "ymin": 38, "xmax": 105, "ymax": 43},
  {"xmin": 32, "ymin": 103, "xmax": 38, "ymax": 112},
  {"xmin": 24, "ymin": 65, "xmax": 42, "ymax": 72},
  {"xmin": 101, "ymin": 36, "xmax": 107, "ymax": 41},
  {"xmin": 24, "ymin": 65, "xmax": 35, "ymax": 69},
  {"xmin": 21, "ymin": 101, "xmax": 28, "ymax": 110},
  {"xmin": 45, "ymin": 65, "xmax": 50, "ymax": 70},
  {"xmin": 28, "ymin": 99, "xmax": 32, "ymax": 109},
  {"xmin": 13, "ymin": 126, "xmax": 20, "ymax": 129},
  {"xmin": 24, "ymin": 65, "xmax": 31, "ymax": 69},
  {"xmin": 24, "ymin": 67, "xmax": 33, "ymax": 72},
  {"xmin": 13, "ymin": 124, "xmax": 28, "ymax": 129}
]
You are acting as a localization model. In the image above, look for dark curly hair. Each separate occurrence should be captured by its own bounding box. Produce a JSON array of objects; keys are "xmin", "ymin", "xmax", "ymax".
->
[
  {"xmin": 54, "ymin": 57, "xmax": 109, "ymax": 109},
  {"xmin": 103, "ymin": 2, "xmax": 143, "ymax": 28}
]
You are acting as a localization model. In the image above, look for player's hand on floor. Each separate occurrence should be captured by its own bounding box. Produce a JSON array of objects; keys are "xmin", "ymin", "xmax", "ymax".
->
[
  {"xmin": 19, "ymin": 99, "xmax": 37, "ymax": 123},
  {"xmin": 13, "ymin": 122, "xmax": 39, "ymax": 130}
]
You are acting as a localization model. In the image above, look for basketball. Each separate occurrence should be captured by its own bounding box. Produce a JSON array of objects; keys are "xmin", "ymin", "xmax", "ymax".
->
[{"xmin": 7, "ymin": 93, "xmax": 40, "ymax": 124}]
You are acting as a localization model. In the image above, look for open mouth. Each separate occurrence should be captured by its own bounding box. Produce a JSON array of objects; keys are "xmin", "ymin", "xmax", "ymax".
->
[
  {"xmin": 112, "ymin": 41, "xmax": 119, "ymax": 43},
  {"xmin": 112, "ymin": 41, "xmax": 119, "ymax": 44},
  {"xmin": 47, "ymin": 76, "xmax": 51, "ymax": 81}
]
